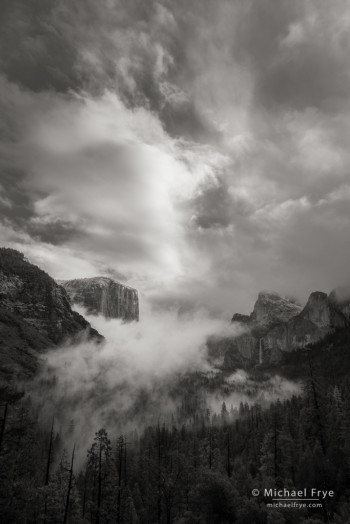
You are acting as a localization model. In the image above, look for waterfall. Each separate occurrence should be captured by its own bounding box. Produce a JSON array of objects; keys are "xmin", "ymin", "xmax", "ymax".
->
[{"xmin": 259, "ymin": 338, "xmax": 263, "ymax": 364}]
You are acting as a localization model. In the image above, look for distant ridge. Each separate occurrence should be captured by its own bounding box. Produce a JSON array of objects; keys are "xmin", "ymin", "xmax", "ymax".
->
[{"xmin": 225, "ymin": 288, "xmax": 350, "ymax": 366}]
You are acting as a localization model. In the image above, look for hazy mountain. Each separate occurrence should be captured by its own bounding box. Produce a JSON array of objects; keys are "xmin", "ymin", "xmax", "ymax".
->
[
  {"xmin": 59, "ymin": 276, "xmax": 139, "ymax": 321},
  {"xmin": 225, "ymin": 289, "xmax": 350, "ymax": 368}
]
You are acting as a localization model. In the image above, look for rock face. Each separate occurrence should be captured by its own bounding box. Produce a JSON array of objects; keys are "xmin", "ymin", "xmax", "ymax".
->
[
  {"xmin": 0, "ymin": 248, "xmax": 103, "ymax": 379},
  {"xmin": 225, "ymin": 289, "xmax": 350, "ymax": 367},
  {"xmin": 249, "ymin": 291, "xmax": 302, "ymax": 335},
  {"xmin": 59, "ymin": 277, "xmax": 139, "ymax": 321}
]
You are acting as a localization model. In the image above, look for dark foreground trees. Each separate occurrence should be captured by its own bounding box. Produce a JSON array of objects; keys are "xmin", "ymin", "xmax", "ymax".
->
[{"xmin": 1, "ymin": 368, "xmax": 350, "ymax": 523}]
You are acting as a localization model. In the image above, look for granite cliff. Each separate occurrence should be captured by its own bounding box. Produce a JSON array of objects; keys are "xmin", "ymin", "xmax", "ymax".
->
[
  {"xmin": 0, "ymin": 248, "xmax": 103, "ymax": 379},
  {"xmin": 59, "ymin": 277, "xmax": 139, "ymax": 321},
  {"xmin": 224, "ymin": 289, "xmax": 350, "ymax": 367}
]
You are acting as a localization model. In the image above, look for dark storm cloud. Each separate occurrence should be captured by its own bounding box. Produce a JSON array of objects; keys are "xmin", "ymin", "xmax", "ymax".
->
[
  {"xmin": 0, "ymin": 168, "xmax": 33, "ymax": 224},
  {"xmin": 26, "ymin": 219, "xmax": 84, "ymax": 245},
  {"xmin": 0, "ymin": 0, "xmax": 82, "ymax": 93},
  {"xmin": 0, "ymin": 0, "xmax": 221, "ymax": 142},
  {"xmin": 2, "ymin": 1, "xmax": 349, "ymax": 112},
  {"xmin": 0, "ymin": 76, "xmax": 82, "ymax": 245},
  {"xmin": 0, "ymin": 176, "xmax": 81, "ymax": 245},
  {"xmin": 244, "ymin": 0, "xmax": 350, "ymax": 111},
  {"xmin": 183, "ymin": 0, "xmax": 350, "ymax": 112},
  {"xmin": 191, "ymin": 178, "xmax": 236, "ymax": 230},
  {"xmin": 160, "ymin": 100, "xmax": 221, "ymax": 144}
]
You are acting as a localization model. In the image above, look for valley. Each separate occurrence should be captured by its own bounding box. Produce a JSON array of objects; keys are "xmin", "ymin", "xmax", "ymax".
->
[{"xmin": 1, "ymin": 247, "xmax": 350, "ymax": 523}]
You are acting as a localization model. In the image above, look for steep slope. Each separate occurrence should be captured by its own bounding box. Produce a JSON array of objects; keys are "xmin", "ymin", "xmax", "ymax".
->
[
  {"xmin": 249, "ymin": 291, "xmax": 302, "ymax": 334},
  {"xmin": 0, "ymin": 248, "xmax": 103, "ymax": 379},
  {"xmin": 0, "ymin": 309, "xmax": 50, "ymax": 379},
  {"xmin": 209, "ymin": 292, "xmax": 301, "ymax": 368},
  {"xmin": 226, "ymin": 288, "xmax": 350, "ymax": 367},
  {"xmin": 59, "ymin": 277, "xmax": 139, "ymax": 321},
  {"xmin": 225, "ymin": 291, "xmax": 302, "ymax": 365},
  {"xmin": 264, "ymin": 324, "xmax": 350, "ymax": 385}
]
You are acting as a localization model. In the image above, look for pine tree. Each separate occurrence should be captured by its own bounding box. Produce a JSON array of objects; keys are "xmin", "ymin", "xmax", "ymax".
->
[{"xmin": 86, "ymin": 428, "xmax": 114, "ymax": 524}]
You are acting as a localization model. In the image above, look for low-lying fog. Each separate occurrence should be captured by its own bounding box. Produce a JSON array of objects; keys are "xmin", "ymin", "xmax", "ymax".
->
[{"xmin": 27, "ymin": 306, "xmax": 302, "ymax": 455}]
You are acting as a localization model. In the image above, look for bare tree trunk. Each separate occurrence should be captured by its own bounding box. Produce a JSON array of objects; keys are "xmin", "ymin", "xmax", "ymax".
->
[
  {"xmin": 45, "ymin": 417, "xmax": 55, "ymax": 485},
  {"xmin": 96, "ymin": 441, "xmax": 102, "ymax": 524},
  {"xmin": 209, "ymin": 425, "xmax": 212, "ymax": 470},
  {"xmin": 117, "ymin": 437, "xmax": 123, "ymax": 524},
  {"xmin": 157, "ymin": 426, "xmax": 161, "ymax": 524},
  {"xmin": 63, "ymin": 444, "xmax": 75, "ymax": 524},
  {"xmin": 0, "ymin": 402, "xmax": 8, "ymax": 452},
  {"xmin": 227, "ymin": 431, "xmax": 231, "ymax": 478},
  {"xmin": 147, "ymin": 445, "xmax": 151, "ymax": 524},
  {"xmin": 193, "ymin": 437, "xmax": 197, "ymax": 471},
  {"xmin": 82, "ymin": 467, "xmax": 88, "ymax": 519},
  {"xmin": 274, "ymin": 413, "xmax": 278, "ymax": 480},
  {"xmin": 44, "ymin": 417, "xmax": 54, "ymax": 523},
  {"xmin": 124, "ymin": 436, "xmax": 127, "ymax": 487},
  {"xmin": 308, "ymin": 354, "xmax": 326, "ymax": 454}
]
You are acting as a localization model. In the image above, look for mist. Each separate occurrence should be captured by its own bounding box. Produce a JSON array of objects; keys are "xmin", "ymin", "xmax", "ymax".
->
[
  {"xmin": 28, "ymin": 306, "xmax": 242, "ymax": 450},
  {"xmin": 27, "ymin": 305, "xmax": 301, "ymax": 458},
  {"xmin": 207, "ymin": 370, "xmax": 302, "ymax": 415}
]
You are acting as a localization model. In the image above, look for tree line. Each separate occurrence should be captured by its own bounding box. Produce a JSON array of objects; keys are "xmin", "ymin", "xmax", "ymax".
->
[{"xmin": 1, "ymin": 355, "xmax": 350, "ymax": 523}]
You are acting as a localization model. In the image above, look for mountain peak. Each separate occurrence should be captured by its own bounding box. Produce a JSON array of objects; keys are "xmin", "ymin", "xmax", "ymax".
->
[
  {"xmin": 60, "ymin": 277, "xmax": 139, "ymax": 321},
  {"xmin": 257, "ymin": 290, "xmax": 283, "ymax": 300},
  {"xmin": 251, "ymin": 290, "xmax": 302, "ymax": 329},
  {"xmin": 298, "ymin": 290, "xmax": 348, "ymax": 329}
]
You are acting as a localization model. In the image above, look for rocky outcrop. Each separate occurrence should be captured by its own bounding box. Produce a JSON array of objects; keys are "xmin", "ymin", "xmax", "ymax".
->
[
  {"xmin": 227, "ymin": 292, "xmax": 301, "ymax": 363},
  {"xmin": 226, "ymin": 289, "xmax": 350, "ymax": 367},
  {"xmin": 207, "ymin": 334, "xmax": 251, "ymax": 370},
  {"xmin": 232, "ymin": 291, "xmax": 301, "ymax": 329},
  {"xmin": 59, "ymin": 277, "xmax": 139, "ymax": 321},
  {"xmin": 231, "ymin": 313, "xmax": 250, "ymax": 325},
  {"xmin": 250, "ymin": 291, "xmax": 302, "ymax": 335},
  {"xmin": 227, "ymin": 292, "xmax": 299, "ymax": 366},
  {"xmin": 0, "ymin": 248, "xmax": 103, "ymax": 379}
]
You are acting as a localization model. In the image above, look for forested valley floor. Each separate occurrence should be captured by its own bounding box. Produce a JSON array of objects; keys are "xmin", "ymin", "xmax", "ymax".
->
[{"xmin": 1, "ymin": 328, "xmax": 350, "ymax": 524}]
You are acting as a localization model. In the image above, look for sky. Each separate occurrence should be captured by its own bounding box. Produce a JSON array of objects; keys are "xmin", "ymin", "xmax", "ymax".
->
[{"xmin": 1, "ymin": 0, "xmax": 350, "ymax": 316}]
